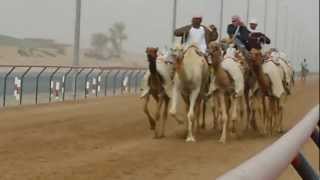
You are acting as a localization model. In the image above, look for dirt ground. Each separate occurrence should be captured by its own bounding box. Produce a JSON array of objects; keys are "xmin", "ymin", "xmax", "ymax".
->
[{"xmin": 0, "ymin": 76, "xmax": 318, "ymax": 180}]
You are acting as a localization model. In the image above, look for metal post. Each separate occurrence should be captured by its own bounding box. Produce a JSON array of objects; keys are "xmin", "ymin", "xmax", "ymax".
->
[
  {"xmin": 120, "ymin": 71, "xmax": 129, "ymax": 96},
  {"xmin": 74, "ymin": 68, "xmax": 85, "ymax": 100},
  {"xmin": 95, "ymin": 69, "xmax": 104, "ymax": 97},
  {"xmin": 264, "ymin": 0, "xmax": 268, "ymax": 33},
  {"xmin": 127, "ymin": 70, "xmax": 135, "ymax": 95},
  {"xmin": 113, "ymin": 70, "xmax": 121, "ymax": 96},
  {"xmin": 291, "ymin": 152, "xmax": 319, "ymax": 180},
  {"xmin": 246, "ymin": 0, "xmax": 250, "ymax": 24},
  {"xmin": 134, "ymin": 71, "xmax": 140, "ymax": 95},
  {"xmin": 137, "ymin": 71, "xmax": 146, "ymax": 95},
  {"xmin": 49, "ymin": 67, "xmax": 61, "ymax": 103},
  {"xmin": 19, "ymin": 67, "xmax": 32, "ymax": 105},
  {"xmin": 2, "ymin": 67, "xmax": 15, "ymax": 107},
  {"xmin": 35, "ymin": 67, "xmax": 47, "ymax": 104},
  {"xmin": 275, "ymin": 0, "xmax": 280, "ymax": 48},
  {"xmin": 84, "ymin": 68, "xmax": 95, "ymax": 99},
  {"xmin": 172, "ymin": 0, "xmax": 177, "ymax": 43},
  {"xmin": 62, "ymin": 68, "xmax": 73, "ymax": 101},
  {"xmin": 283, "ymin": 5, "xmax": 289, "ymax": 52},
  {"xmin": 104, "ymin": 71, "xmax": 111, "ymax": 96},
  {"xmin": 73, "ymin": 0, "xmax": 81, "ymax": 66},
  {"xmin": 219, "ymin": 0, "xmax": 224, "ymax": 41},
  {"xmin": 134, "ymin": 71, "xmax": 142, "ymax": 95}
]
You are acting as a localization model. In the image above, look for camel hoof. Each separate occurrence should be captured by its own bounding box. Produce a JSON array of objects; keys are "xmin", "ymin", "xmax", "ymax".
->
[
  {"xmin": 153, "ymin": 135, "xmax": 165, "ymax": 139},
  {"xmin": 185, "ymin": 136, "xmax": 196, "ymax": 143},
  {"xmin": 176, "ymin": 119, "xmax": 184, "ymax": 125},
  {"xmin": 159, "ymin": 135, "xmax": 166, "ymax": 139},
  {"xmin": 150, "ymin": 124, "xmax": 156, "ymax": 130},
  {"xmin": 219, "ymin": 138, "xmax": 226, "ymax": 144},
  {"xmin": 277, "ymin": 129, "xmax": 286, "ymax": 134},
  {"xmin": 170, "ymin": 113, "xmax": 184, "ymax": 125},
  {"xmin": 260, "ymin": 131, "xmax": 267, "ymax": 137},
  {"xmin": 231, "ymin": 127, "xmax": 236, "ymax": 133}
]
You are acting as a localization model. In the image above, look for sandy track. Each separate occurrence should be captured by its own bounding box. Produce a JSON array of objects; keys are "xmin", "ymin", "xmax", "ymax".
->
[{"xmin": 0, "ymin": 77, "xmax": 318, "ymax": 180}]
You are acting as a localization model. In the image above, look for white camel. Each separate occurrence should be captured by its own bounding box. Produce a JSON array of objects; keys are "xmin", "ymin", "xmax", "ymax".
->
[
  {"xmin": 207, "ymin": 43, "xmax": 246, "ymax": 143},
  {"xmin": 169, "ymin": 44, "xmax": 209, "ymax": 142},
  {"xmin": 249, "ymin": 49, "xmax": 286, "ymax": 135}
]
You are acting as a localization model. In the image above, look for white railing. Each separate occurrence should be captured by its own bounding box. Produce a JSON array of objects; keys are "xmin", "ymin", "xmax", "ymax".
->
[{"xmin": 217, "ymin": 105, "xmax": 319, "ymax": 180}]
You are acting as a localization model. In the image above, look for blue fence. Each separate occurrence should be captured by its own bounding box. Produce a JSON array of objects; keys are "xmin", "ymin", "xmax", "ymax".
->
[{"xmin": 0, "ymin": 65, "xmax": 146, "ymax": 107}]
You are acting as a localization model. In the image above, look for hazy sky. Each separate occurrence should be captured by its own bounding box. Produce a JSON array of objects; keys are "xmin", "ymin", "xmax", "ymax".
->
[{"xmin": 0, "ymin": 0, "xmax": 318, "ymax": 71}]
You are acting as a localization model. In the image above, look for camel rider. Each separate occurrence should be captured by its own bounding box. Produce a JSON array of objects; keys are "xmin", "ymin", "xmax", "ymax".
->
[
  {"xmin": 247, "ymin": 18, "xmax": 271, "ymax": 51},
  {"xmin": 227, "ymin": 15, "xmax": 250, "ymax": 55},
  {"xmin": 174, "ymin": 16, "xmax": 218, "ymax": 54}
]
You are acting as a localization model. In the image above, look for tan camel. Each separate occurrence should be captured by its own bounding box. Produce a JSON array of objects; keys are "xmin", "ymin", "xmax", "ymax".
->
[
  {"xmin": 169, "ymin": 44, "xmax": 209, "ymax": 142},
  {"xmin": 249, "ymin": 49, "xmax": 286, "ymax": 135},
  {"xmin": 143, "ymin": 47, "xmax": 170, "ymax": 138},
  {"xmin": 207, "ymin": 42, "xmax": 246, "ymax": 143}
]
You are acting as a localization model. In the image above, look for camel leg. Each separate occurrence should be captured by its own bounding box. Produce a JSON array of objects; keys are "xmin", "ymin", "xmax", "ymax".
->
[
  {"xmin": 212, "ymin": 105, "xmax": 218, "ymax": 130},
  {"xmin": 195, "ymin": 98, "xmax": 202, "ymax": 133},
  {"xmin": 185, "ymin": 88, "xmax": 200, "ymax": 142},
  {"xmin": 257, "ymin": 96, "xmax": 264, "ymax": 135},
  {"xmin": 215, "ymin": 93, "xmax": 222, "ymax": 132},
  {"xmin": 143, "ymin": 95, "xmax": 156, "ymax": 130},
  {"xmin": 201, "ymin": 99, "xmax": 207, "ymax": 129},
  {"xmin": 211, "ymin": 95, "xmax": 217, "ymax": 130},
  {"xmin": 230, "ymin": 96, "xmax": 239, "ymax": 136},
  {"xmin": 277, "ymin": 96, "xmax": 285, "ymax": 134},
  {"xmin": 245, "ymin": 92, "xmax": 252, "ymax": 131},
  {"xmin": 269, "ymin": 98, "xmax": 277, "ymax": 136},
  {"xmin": 252, "ymin": 93, "xmax": 264, "ymax": 135},
  {"xmin": 154, "ymin": 95, "xmax": 164, "ymax": 138},
  {"xmin": 169, "ymin": 80, "xmax": 183, "ymax": 124},
  {"xmin": 267, "ymin": 97, "xmax": 273, "ymax": 135},
  {"xmin": 262, "ymin": 96, "xmax": 269, "ymax": 136},
  {"xmin": 160, "ymin": 97, "xmax": 169, "ymax": 138},
  {"xmin": 238, "ymin": 95, "xmax": 246, "ymax": 137},
  {"xmin": 219, "ymin": 93, "xmax": 228, "ymax": 143}
]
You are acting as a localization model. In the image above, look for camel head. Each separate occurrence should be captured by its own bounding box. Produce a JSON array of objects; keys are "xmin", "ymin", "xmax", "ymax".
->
[
  {"xmin": 146, "ymin": 47, "xmax": 159, "ymax": 75},
  {"xmin": 207, "ymin": 42, "xmax": 223, "ymax": 67},
  {"xmin": 170, "ymin": 44, "xmax": 185, "ymax": 70},
  {"xmin": 146, "ymin": 47, "xmax": 159, "ymax": 62}
]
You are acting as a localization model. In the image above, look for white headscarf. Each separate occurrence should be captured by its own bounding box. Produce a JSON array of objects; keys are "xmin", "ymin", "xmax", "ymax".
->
[{"xmin": 248, "ymin": 18, "xmax": 259, "ymax": 33}]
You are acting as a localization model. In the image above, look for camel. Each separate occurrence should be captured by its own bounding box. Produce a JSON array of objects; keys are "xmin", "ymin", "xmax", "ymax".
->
[
  {"xmin": 278, "ymin": 52, "xmax": 295, "ymax": 94},
  {"xmin": 249, "ymin": 49, "xmax": 286, "ymax": 135},
  {"xmin": 169, "ymin": 44, "xmax": 209, "ymax": 142},
  {"xmin": 143, "ymin": 47, "xmax": 172, "ymax": 138},
  {"xmin": 207, "ymin": 42, "xmax": 246, "ymax": 143}
]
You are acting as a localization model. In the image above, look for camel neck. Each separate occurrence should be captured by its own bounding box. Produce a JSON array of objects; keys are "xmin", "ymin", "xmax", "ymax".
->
[
  {"xmin": 251, "ymin": 61, "xmax": 269, "ymax": 94},
  {"xmin": 147, "ymin": 56, "xmax": 157, "ymax": 75},
  {"xmin": 211, "ymin": 55, "xmax": 223, "ymax": 72}
]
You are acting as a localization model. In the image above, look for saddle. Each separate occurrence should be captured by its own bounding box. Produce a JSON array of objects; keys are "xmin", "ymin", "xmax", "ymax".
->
[
  {"xmin": 264, "ymin": 58, "xmax": 281, "ymax": 66},
  {"xmin": 183, "ymin": 45, "xmax": 209, "ymax": 65}
]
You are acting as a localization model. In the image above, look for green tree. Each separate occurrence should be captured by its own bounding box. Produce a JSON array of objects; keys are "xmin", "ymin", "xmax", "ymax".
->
[
  {"xmin": 109, "ymin": 22, "xmax": 128, "ymax": 57},
  {"xmin": 91, "ymin": 33, "xmax": 109, "ymax": 54}
]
